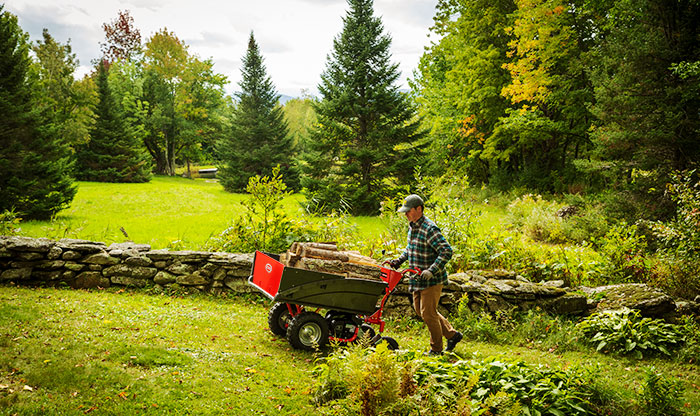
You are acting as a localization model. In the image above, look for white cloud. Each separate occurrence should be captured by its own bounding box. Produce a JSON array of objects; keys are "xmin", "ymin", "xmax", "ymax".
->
[{"xmin": 6, "ymin": 0, "xmax": 437, "ymax": 97}]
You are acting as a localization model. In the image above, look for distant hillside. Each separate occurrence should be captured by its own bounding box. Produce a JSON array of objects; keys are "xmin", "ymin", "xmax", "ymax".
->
[{"xmin": 279, "ymin": 94, "xmax": 295, "ymax": 104}]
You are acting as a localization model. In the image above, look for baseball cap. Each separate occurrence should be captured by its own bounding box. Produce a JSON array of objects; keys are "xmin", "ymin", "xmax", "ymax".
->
[{"xmin": 397, "ymin": 194, "xmax": 424, "ymax": 213}]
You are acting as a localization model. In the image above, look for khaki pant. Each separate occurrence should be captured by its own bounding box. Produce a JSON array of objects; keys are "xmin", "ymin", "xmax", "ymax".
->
[{"xmin": 412, "ymin": 284, "xmax": 457, "ymax": 352}]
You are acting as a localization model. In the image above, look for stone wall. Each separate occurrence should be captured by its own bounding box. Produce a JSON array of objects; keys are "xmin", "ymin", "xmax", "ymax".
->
[
  {"xmin": 0, "ymin": 236, "xmax": 253, "ymax": 295},
  {"xmin": 2, "ymin": 236, "xmax": 697, "ymax": 320}
]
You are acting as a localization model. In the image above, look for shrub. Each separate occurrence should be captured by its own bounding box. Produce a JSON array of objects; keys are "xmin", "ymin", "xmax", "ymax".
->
[
  {"xmin": 506, "ymin": 194, "xmax": 566, "ymax": 243},
  {"xmin": 594, "ymin": 223, "xmax": 650, "ymax": 284},
  {"xmin": 575, "ymin": 309, "xmax": 686, "ymax": 358},
  {"xmin": 312, "ymin": 343, "xmax": 403, "ymax": 415},
  {"xmin": 559, "ymin": 203, "xmax": 611, "ymax": 244},
  {"xmin": 646, "ymin": 170, "xmax": 700, "ymax": 298},
  {"xmin": 206, "ymin": 166, "xmax": 327, "ymax": 253},
  {"xmin": 648, "ymin": 256, "xmax": 700, "ymax": 300},
  {"xmin": 0, "ymin": 209, "xmax": 22, "ymax": 235}
]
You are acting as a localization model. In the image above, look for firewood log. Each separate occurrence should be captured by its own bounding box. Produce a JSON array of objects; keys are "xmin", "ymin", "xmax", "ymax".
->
[
  {"xmin": 300, "ymin": 247, "xmax": 349, "ymax": 262},
  {"xmin": 304, "ymin": 242, "xmax": 338, "ymax": 251}
]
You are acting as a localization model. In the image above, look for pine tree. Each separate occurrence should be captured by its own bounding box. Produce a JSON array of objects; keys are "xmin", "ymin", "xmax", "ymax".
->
[
  {"xmin": 0, "ymin": 6, "xmax": 76, "ymax": 220},
  {"xmin": 218, "ymin": 32, "xmax": 295, "ymax": 192},
  {"xmin": 303, "ymin": 0, "xmax": 423, "ymax": 215},
  {"xmin": 76, "ymin": 60, "xmax": 151, "ymax": 182}
]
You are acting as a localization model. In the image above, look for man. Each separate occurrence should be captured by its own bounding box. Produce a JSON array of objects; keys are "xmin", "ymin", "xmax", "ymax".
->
[{"xmin": 389, "ymin": 194, "xmax": 463, "ymax": 355}]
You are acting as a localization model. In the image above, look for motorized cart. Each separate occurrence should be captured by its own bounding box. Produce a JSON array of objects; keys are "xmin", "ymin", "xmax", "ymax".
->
[{"xmin": 248, "ymin": 250, "xmax": 417, "ymax": 351}]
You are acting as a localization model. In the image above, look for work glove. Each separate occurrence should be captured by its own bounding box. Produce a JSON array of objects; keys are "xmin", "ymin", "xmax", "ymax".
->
[
  {"xmin": 388, "ymin": 259, "xmax": 401, "ymax": 269},
  {"xmin": 420, "ymin": 269, "xmax": 434, "ymax": 280}
]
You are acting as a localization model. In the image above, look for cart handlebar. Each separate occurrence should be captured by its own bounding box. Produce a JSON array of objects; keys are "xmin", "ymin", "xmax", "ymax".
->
[{"xmin": 382, "ymin": 261, "xmax": 421, "ymax": 277}]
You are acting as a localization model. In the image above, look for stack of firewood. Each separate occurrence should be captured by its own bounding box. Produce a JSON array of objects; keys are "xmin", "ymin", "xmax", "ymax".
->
[{"xmin": 281, "ymin": 242, "xmax": 384, "ymax": 280}]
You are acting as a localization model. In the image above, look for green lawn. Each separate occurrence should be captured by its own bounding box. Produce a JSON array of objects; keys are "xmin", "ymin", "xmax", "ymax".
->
[
  {"xmin": 1, "ymin": 287, "xmax": 698, "ymax": 415},
  {"xmin": 18, "ymin": 176, "xmax": 387, "ymax": 250}
]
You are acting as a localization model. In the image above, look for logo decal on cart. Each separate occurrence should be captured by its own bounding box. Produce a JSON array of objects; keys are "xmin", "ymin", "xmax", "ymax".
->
[{"xmin": 265, "ymin": 263, "xmax": 272, "ymax": 273}]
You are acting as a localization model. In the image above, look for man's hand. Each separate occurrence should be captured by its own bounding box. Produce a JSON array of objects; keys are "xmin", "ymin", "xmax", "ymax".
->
[
  {"xmin": 420, "ymin": 269, "xmax": 433, "ymax": 280},
  {"xmin": 388, "ymin": 259, "xmax": 400, "ymax": 269}
]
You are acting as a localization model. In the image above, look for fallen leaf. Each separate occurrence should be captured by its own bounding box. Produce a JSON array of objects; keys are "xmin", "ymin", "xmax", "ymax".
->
[
  {"xmin": 23, "ymin": 385, "xmax": 33, "ymax": 391},
  {"xmin": 0, "ymin": 384, "xmax": 9, "ymax": 389}
]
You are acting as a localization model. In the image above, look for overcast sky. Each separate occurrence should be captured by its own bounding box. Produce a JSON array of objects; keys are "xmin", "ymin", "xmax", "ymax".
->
[{"xmin": 6, "ymin": 0, "xmax": 438, "ymax": 97}]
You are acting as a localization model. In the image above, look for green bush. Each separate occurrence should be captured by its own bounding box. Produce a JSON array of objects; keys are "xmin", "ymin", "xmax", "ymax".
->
[
  {"xmin": 559, "ymin": 204, "xmax": 611, "ymax": 244},
  {"xmin": 506, "ymin": 194, "xmax": 566, "ymax": 243},
  {"xmin": 647, "ymin": 170, "xmax": 700, "ymax": 298},
  {"xmin": 0, "ymin": 209, "xmax": 22, "ymax": 235},
  {"xmin": 575, "ymin": 309, "xmax": 686, "ymax": 359},
  {"xmin": 648, "ymin": 256, "xmax": 700, "ymax": 300},
  {"xmin": 206, "ymin": 166, "xmax": 336, "ymax": 253},
  {"xmin": 595, "ymin": 223, "xmax": 650, "ymax": 284}
]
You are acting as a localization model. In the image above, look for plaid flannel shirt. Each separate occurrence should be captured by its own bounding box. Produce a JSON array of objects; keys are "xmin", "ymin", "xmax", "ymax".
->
[{"xmin": 395, "ymin": 215, "xmax": 453, "ymax": 292}]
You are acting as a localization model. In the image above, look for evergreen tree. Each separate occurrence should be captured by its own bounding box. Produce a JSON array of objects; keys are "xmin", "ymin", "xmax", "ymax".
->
[
  {"xmin": 0, "ymin": 6, "xmax": 76, "ymax": 220},
  {"xmin": 217, "ymin": 32, "xmax": 295, "ymax": 192},
  {"xmin": 587, "ymin": 0, "xmax": 700, "ymax": 218},
  {"xmin": 303, "ymin": 0, "xmax": 423, "ymax": 215},
  {"xmin": 33, "ymin": 29, "xmax": 96, "ymax": 151},
  {"xmin": 76, "ymin": 60, "xmax": 151, "ymax": 182}
]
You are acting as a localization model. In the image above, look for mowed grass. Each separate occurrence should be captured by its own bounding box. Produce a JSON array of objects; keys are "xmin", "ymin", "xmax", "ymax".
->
[
  {"xmin": 17, "ymin": 176, "xmax": 388, "ymax": 250},
  {"xmin": 0, "ymin": 286, "xmax": 318, "ymax": 415},
  {"xmin": 1, "ymin": 287, "xmax": 699, "ymax": 415}
]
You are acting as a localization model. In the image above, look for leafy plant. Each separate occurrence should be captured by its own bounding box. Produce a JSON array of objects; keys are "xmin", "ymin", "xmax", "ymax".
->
[
  {"xmin": 207, "ymin": 166, "xmax": 320, "ymax": 253},
  {"xmin": 647, "ymin": 170, "xmax": 700, "ymax": 298},
  {"xmin": 640, "ymin": 367, "xmax": 685, "ymax": 416},
  {"xmin": 454, "ymin": 298, "xmax": 511, "ymax": 344},
  {"xmin": 0, "ymin": 209, "xmax": 22, "ymax": 235},
  {"xmin": 506, "ymin": 194, "xmax": 566, "ymax": 243},
  {"xmin": 575, "ymin": 308, "xmax": 686, "ymax": 358},
  {"xmin": 595, "ymin": 223, "xmax": 650, "ymax": 283}
]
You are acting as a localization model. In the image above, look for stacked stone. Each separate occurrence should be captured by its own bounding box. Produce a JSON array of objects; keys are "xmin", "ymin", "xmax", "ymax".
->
[
  {"xmin": 0, "ymin": 236, "xmax": 252, "ymax": 294},
  {"xmin": 384, "ymin": 269, "xmax": 591, "ymax": 318},
  {"xmin": 2, "ymin": 236, "xmax": 697, "ymax": 321}
]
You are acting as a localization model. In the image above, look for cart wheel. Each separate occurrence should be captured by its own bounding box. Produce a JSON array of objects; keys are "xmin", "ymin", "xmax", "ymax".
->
[
  {"xmin": 358, "ymin": 324, "xmax": 376, "ymax": 342},
  {"xmin": 268, "ymin": 303, "xmax": 292, "ymax": 336},
  {"xmin": 287, "ymin": 311, "xmax": 329, "ymax": 351},
  {"xmin": 376, "ymin": 336, "xmax": 399, "ymax": 351}
]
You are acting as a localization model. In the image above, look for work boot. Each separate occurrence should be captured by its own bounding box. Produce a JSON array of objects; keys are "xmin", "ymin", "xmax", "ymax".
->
[{"xmin": 446, "ymin": 331, "xmax": 463, "ymax": 351}]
